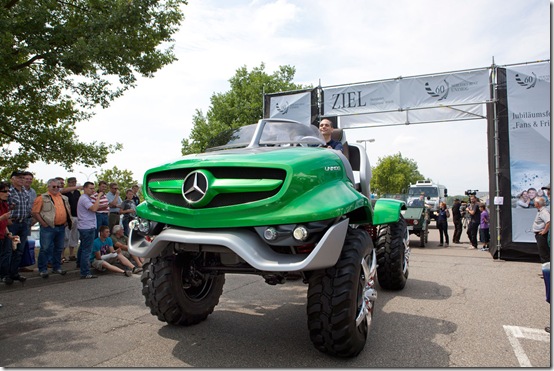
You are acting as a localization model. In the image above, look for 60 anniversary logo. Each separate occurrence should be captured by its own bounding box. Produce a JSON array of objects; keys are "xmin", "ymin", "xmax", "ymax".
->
[
  {"xmin": 515, "ymin": 72, "xmax": 537, "ymax": 89},
  {"xmin": 424, "ymin": 79, "xmax": 450, "ymax": 101}
]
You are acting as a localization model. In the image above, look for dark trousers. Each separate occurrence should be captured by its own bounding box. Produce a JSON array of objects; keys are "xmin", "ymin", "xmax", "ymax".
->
[
  {"xmin": 535, "ymin": 232, "xmax": 550, "ymax": 263},
  {"xmin": 453, "ymin": 218, "xmax": 462, "ymax": 243},
  {"xmin": 0, "ymin": 237, "xmax": 11, "ymax": 278},
  {"xmin": 78, "ymin": 228, "xmax": 96, "ymax": 277},
  {"xmin": 95, "ymin": 213, "xmax": 109, "ymax": 238},
  {"xmin": 7, "ymin": 221, "xmax": 29, "ymax": 278},
  {"xmin": 438, "ymin": 221, "xmax": 449, "ymax": 244},
  {"xmin": 468, "ymin": 221, "xmax": 479, "ymax": 248}
]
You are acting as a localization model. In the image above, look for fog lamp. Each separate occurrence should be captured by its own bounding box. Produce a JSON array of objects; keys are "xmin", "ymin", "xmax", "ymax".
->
[
  {"xmin": 137, "ymin": 218, "xmax": 151, "ymax": 234},
  {"xmin": 264, "ymin": 227, "xmax": 278, "ymax": 241},
  {"xmin": 293, "ymin": 225, "xmax": 309, "ymax": 241}
]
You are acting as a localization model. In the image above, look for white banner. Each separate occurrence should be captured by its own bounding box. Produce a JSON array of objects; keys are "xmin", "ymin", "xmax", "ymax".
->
[
  {"xmin": 268, "ymin": 91, "xmax": 312, "ymax": 125},
  {"xmin": 323, "ymin": 80, "xmax": 400, "ymax": 115},
  {"xmin": 506, "ymin": 62, "xmax": 551, "ymax": 243},
  {"xmin": 323, "ymin": 69, "xmax": 490, "ymax": 124},
  {"xmin": 339, "ymin": 104, "xmax": 484, "ymax": 128},
  {"xmin": 400, "ymin": 69, "xmax": 490, "ymax": 109}
]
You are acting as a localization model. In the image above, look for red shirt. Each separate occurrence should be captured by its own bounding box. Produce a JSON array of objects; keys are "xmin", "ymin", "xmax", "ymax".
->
[{"xmin": 0, "ymin": 201, "xmax": 9, "ymax": 239}]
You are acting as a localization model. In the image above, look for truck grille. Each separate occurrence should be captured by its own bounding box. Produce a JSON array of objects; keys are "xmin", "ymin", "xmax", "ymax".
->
[{"xmin": 146, "ymin": 167, "xmax": 286, "ymax": 208}]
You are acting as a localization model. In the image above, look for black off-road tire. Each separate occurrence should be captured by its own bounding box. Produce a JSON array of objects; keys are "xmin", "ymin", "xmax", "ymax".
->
[
  {"xmin": 419, "ymin": 229, "xmax": 425, "ymax": 247},
  {"xmin": 141, "ymin": 246, "xmax": 225, "ymax": 325},
  {"xmin": 376, "ymin": 217, "xmax": 409, "ymax": 290},
  {"xmin": 307, "ymin": 228, "xmax": 374, "ymax": 358}
]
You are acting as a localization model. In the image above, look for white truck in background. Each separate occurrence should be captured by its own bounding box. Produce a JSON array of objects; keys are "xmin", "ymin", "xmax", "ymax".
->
[{"xmin": 406, "ymin": 180, "xmax": 448, "ymax": 221}]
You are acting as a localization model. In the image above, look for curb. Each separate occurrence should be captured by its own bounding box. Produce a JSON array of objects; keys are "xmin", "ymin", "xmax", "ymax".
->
[{"xmin": 0, "ymin": 261, "xmax": 83, "ymax": 292}]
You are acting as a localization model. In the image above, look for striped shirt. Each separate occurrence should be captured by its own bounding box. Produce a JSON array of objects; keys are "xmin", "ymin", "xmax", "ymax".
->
[{"xmin": 90, "ymin": 192, "xmax": 109, "ymax": 214}]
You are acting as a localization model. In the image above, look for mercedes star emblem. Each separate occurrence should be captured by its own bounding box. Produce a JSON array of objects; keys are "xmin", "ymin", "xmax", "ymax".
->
[{"xmin": 182, "ymin": 171, "xmax": 208, "ymax": 204}]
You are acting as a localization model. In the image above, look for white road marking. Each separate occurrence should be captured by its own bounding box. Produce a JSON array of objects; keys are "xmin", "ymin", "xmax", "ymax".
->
[{"xmin": 503, "ymin": 325, "xmax": 550, "ymax": 367}]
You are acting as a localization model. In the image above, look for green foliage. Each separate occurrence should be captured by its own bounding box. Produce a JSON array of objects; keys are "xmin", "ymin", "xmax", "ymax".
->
[
  {"xmin": 96, "ymin": 166, "xmax": 138, "ymax": 193},
  {"xmin": 0, "ymin": 0, "xmax": 187, "ymax": 172},
  {"xmin": 181, "ymin": 63, "xmax": 310, "ymax": 155},
  {"xmin": 370, "ymin": 153, "xmax": 425, "ymax": 196},
  {"xmin": 32, "ymin": 178, "xmax": 48, "ymax": 195}
]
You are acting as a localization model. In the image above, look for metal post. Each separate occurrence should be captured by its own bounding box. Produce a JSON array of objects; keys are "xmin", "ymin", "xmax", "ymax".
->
[{"xmin": 491, "ymin": 58, "xmax": 501, "ymax": 260}]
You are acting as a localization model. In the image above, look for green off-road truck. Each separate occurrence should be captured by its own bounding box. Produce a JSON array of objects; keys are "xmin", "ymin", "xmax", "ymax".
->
[{"xmin": 128, "ymin": 119, "xmax": 409, "ymax": 358}]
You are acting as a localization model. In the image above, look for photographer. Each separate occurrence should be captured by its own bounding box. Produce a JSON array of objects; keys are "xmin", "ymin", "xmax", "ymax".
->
[
  {"xmin": 452, "ymin": 198, "xmax": 462, "ymax": 243},
  {"xmin": 466, "ymin": 194, "xmax": 481, "ymax": 249}
]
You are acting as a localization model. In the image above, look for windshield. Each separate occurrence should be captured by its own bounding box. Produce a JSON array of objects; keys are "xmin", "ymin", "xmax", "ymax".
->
[
  {"xmin": 206, "ymin": 120, "xmax": 325, "ymax": 151},
  {"xmin": 408, "ymin": 186, "xmax": 438, "ymax": 197},
  {"xmin": 205, "ymin": 124, "xmax": 257, "ymax": 150}
]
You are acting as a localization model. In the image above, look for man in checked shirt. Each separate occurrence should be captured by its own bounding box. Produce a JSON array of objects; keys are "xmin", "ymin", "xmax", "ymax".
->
[{"xmin": 4, "ymin": 170, "xmax": 31, "ymax": 284}]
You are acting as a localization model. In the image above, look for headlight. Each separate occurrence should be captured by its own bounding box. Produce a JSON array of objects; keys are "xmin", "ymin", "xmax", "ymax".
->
[
  {"xmin": 292, "ymin": 225, "xmax": 309, "ymax": 241},
  {"xmin": 413, "ymin": 220, "xmax": 419, "ymax": 226},
  {"xmin": 137, "ymin": 218, "xmax": 151, "ymax": 234},
  {"xmin": 263, "ymin": 227, "xmax": 278, "ymax": 241}
]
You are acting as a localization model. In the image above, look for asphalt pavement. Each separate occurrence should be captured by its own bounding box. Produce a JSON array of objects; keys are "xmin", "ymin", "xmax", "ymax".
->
[{"xmin": 0, "ymin": 223, "xmax": 550, "ymax": 367}]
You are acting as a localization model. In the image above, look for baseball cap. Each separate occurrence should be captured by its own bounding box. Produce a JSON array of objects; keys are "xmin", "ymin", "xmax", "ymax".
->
[
  {"xmin": 10, "ymin": 170, "xmax": 24, "ymax": 178},
  {"xmin": 541, "ymin": 183, "xmax": 550, "ymax": 190}
]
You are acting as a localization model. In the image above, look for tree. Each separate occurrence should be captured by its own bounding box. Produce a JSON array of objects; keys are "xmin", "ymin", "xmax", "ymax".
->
[
  {"xmin": 181, "ymin": 63, "xmax": 310, "ymax": 155},
  {"xmin": 370, "ymin": 153, "xmax": 425, "ymax": 196},
  {"xmin": 95, "ymin": 166, "xmax": 139, "ymax": 194},
  {"xmin": 0, "ymin": 0, "xmax": 187, "ymax": 172}
]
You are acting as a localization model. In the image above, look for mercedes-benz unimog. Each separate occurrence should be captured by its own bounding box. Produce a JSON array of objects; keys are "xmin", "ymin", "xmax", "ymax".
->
[{"xmin": 128, "ymin": 119, "xmax": 409, "ymax": 358}]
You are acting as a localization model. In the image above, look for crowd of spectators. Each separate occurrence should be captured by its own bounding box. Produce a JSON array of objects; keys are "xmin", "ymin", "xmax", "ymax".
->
[{"xmin": 0, "ymin": 171, "xmax": 142, "ymax": 289}]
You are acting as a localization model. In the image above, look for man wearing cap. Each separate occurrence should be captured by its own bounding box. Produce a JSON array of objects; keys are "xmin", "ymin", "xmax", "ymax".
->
[
  {"xmin": 32, "ymin": 178, "xmax": 72, "ymax": 278},
  {"xmin": 4, "ymin": 171, "xmax": 31, "ymax": 284}
]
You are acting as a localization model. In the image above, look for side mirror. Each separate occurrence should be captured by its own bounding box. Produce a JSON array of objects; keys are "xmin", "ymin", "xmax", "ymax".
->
[{"xmin": 444, "ymin": 189, "xmax": 448, "ymax": 197}]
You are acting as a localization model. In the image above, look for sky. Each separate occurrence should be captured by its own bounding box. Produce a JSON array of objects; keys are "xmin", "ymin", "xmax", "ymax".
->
[{"xmin": 30, "ymin": 0, "xmax": 550, "ymax": 196}]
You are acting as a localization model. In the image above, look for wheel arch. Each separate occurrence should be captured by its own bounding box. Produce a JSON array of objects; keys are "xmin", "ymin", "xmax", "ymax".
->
[{"xmin": 372, "ymin": 198, "xmax": 406, "ymax": 225}]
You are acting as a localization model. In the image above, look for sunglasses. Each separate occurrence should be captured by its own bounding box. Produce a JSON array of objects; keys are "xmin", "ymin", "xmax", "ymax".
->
[
  {"xmin": 51, "ymin": 186, "xmax": 61, "ymax": 189},
  {"xmin": 0, "ymin": 190, "xmax": 8, "ymax": 193}
]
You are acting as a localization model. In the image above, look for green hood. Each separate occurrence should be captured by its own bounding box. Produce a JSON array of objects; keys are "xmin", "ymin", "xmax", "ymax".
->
[{"xmin": 138, "ymin": 146, "xmax": 372, "ymax": 228}]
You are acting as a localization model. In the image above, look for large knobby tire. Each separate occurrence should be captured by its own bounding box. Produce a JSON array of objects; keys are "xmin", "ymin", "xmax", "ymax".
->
[
  {"xmin": 141, "ymin": 246, "xmax": 225, "ymax": 325},
  {"xmin": 307, "ymin": 228, "xmax": 376, "ymax": 358},
  {"xmin": 419, "ymin": 229, "xmax": 425, "ymax": 247},
  {"xmin": 376, "ymin": 217, "xmax": 409, "ymax": 290}
]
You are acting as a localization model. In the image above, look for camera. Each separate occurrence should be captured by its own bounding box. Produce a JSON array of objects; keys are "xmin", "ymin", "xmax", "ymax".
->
[{"xmin": 465, "ymin": 189, "xmax": 478, "ymax": 196}]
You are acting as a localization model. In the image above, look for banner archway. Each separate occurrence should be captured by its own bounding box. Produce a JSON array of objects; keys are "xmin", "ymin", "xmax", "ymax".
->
[{"xmin": 264, "ymin": 60, "xmax": 551, "ymax": 261}]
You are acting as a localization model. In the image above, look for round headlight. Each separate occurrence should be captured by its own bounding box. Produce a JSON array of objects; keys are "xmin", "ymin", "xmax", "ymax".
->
[
  {"xmin": 128, "ymin": 219, "xmax": 138, "ymax": 231},
  {"xmin": 293, "ymin": 225, "xmax": 309, "ymax": 241},
  {"xmin": 264, "ymin": 227, "xmax": 278, "ymax": 241},
  {"xmin": 413, "ymin": 220, "xmax": 419, "ymax": 225},
  {"xmin": 137, "ymin": 218, "xmax": 151, "ymax": 234}
]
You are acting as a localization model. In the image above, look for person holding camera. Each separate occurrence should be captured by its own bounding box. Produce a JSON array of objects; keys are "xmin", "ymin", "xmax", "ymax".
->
[{"xmin": 466, "ymin": 194, "xmax": 481, "ymax": 249}]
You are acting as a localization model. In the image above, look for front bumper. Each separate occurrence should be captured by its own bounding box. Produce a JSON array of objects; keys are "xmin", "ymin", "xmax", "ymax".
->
[{"xmin": 128, "ymin": 218, "xmax": 350, "ymax": 272}]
